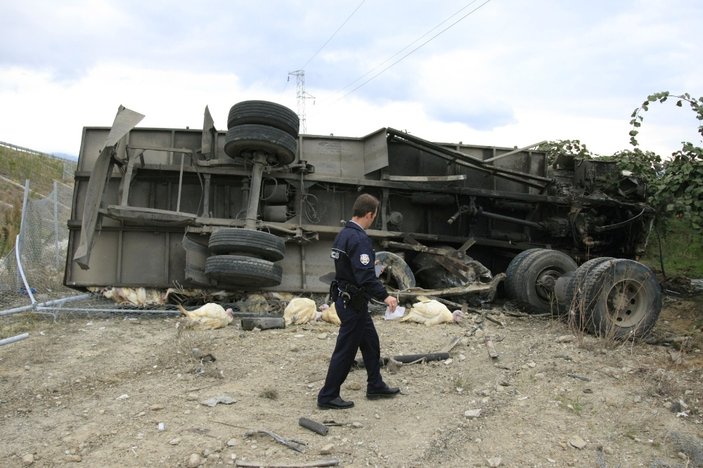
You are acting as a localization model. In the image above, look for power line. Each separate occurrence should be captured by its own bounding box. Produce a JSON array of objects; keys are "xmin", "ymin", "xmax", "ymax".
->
[
  {"xmin": 335, "ymin": 0, "xmax": 493, "ymax": 102},
  {"xmin": 300, "ymin": 0, "xmax": 366, "ymax": 70},
  {"xmin": 338, "ymin": 0, "xmax": 483, "ymax": 96}
]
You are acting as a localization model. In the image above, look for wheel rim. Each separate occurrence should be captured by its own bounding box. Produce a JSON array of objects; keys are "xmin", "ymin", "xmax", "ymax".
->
[{"xmin": 605, "ymin": 279, "xmax": 648, "ymax": 327}]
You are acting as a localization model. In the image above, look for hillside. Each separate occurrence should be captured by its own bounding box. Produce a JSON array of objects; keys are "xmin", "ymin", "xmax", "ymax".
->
[{"xmin": 0, "ymin": 143, "xmax": 76, "ymax": 257}]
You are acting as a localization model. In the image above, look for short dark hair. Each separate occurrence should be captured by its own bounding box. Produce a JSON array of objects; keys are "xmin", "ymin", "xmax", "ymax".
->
[{"xmin": 352, "ymin": 193, "xmax": 379, "ymax": 218}]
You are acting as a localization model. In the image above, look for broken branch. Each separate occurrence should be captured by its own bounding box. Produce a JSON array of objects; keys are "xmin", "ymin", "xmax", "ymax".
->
[
  {"xmin": 235, "ymin": 459, "xmax": 339, "ymax": 468},
  {"xmin": 245, "ymin": 429, "xmax": 306, "ymax": 453}
]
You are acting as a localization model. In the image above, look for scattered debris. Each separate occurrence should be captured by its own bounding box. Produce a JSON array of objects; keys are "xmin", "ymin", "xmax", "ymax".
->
[
  {"xmin": 487, "ymin": 456, "xmax": 502, "ymax": 467},
  {"xmin": 235, "ymin": 459, "xmax": 339, "ymax": 468},
  {"xmin": 484, "ymin": 336, "xmax": 499, "ymax": 359},
  {"xmin": 464, "ymin": 409, "xmax": 482, "ymax": 418},
  {"xmin": 567, "ymin": 373, "xmax": 591, "ymax": 382},
  {"xmin": 241, "ymin": 317, "xmax": 285, "ymax": 331},
  {"xmin": 569, "ymin": 435, "xmax": 587, "ymax": 449},
  {"xmin": 244, "ymin": 429, "xmax": 307, "ymax": 453},
  {"xmin": 200, "ymin": 395, "xmax": 236, "ymax": 407},
  {"xmin": 299, "ymin": 417, "xmax": 329, "ymax": 436}
]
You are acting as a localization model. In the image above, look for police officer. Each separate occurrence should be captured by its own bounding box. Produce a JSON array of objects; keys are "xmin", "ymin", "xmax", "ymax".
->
[{"xmin": 317, "ymin": 193, "xmax": 400, "ymax": 410}]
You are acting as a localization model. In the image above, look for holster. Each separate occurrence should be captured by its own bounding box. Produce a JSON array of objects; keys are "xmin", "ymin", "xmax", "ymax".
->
[
  {"xmin": 329, "ymin": 280, "xmax": 339, "ymax": 302},
  {"xmin": 343, "ymin": 283, "xmax": 367, "ymax": 311},
  {"xmin": 331, "ymin": 281, "xmax": 368, "ymax": 311}
]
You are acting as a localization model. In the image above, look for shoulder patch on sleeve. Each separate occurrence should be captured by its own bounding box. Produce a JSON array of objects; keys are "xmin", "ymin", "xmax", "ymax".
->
[{"xmin": 360, "ymin": 253, "xmax": 370, "ymax": 265}]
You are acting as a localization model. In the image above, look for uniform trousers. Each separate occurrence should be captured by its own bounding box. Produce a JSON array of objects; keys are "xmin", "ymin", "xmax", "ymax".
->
[{"xmin": 317, "ymin": 298, "xmax": 383, "ymax": 403}]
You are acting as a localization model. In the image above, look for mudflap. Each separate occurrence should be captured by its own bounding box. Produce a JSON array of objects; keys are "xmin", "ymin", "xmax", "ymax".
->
[{"xmin": 183, "ymin": 234, "xmax": 210, "ymax": 286}]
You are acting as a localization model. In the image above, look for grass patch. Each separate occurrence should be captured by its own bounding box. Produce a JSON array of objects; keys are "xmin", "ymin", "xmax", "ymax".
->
[{"xmin": 641, "ymin": 219, "xmax": 703, "ymax": 278}]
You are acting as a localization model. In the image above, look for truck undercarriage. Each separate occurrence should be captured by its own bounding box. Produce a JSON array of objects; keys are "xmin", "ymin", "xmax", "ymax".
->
[{"xmin": 65, "ymin": 101, "xmax": 660, "ymax": 338}]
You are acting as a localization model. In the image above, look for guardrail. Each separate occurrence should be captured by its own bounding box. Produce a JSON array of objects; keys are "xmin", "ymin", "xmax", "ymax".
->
[{"xmin": 0, "ymin": 141, "xmax": 76, "ymax": 163}]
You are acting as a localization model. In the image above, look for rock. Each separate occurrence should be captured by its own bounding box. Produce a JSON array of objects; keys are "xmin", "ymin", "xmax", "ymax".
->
[
  {"xmin": 169, "ymin": 437, "xmax": 181, "ymax": 445},
  {"xmin": 187, "ymin": 453, "xmax": 203, "ymax": 467},
  {"xmin": 320, "ymin": 443, "xmax": 334, "ymax": 455},
  {"xmin": 556, "ymin": 335, "xmax": 575, "ymax": 343},
  {"xmin": 226, "ymin": 438, "xmax": 238, "ymax": 447},
  {"xmin": 487, "ymin": 456, "xmax": 502, "ymax": 467},
  {"xmin": 602, "ymin": 446, "xmax": 614, "ymax": 455},
  {"xmin": 464, "ymin": 409, "xmax": 482, "ymax": 418},
  {"xmin": 64, "ymin": 455, "xmax": 82, "ymax": 462},
  {"xmin": 444, "ymin": 358, "xmax": 454, "ymax": 365},
  {"xmin": 568, "ymin": 435, "xmax": 587, "ymax": 449},
  {"xmin": 21, "ymin": 453, "xmax": 34, "ymax": 465},
  {"xmin": 150, "ymin": 404, "xmax": 164, "ymax": 411},
  {"xmin": 351, "ymin": 422, "xmax": 363, "ymax": 428},
  {"xmin": 200, "ymin": 395, "xmax": 236, "ymax": 407},
  {"xmin": 318, "ymin": 333, "xmax": 328, "ymax": 340}
]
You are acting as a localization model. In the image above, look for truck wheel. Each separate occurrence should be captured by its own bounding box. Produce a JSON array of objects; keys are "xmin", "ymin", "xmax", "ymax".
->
[
  {"xmin": 504, "ymin": 248, "xmax": 543, "ymax": 300},
  {"xmin": 224, "ymin": 124, "xmax": 297, "ymax": 165},
  {"xmin": 205, "ymin": 255, "xmax": 282, "ymax": 288},
  {"xmin": 564, "ymin": 257, "xmax": 615, "ymax": 327},
  {"xmin": 209, "ymin": 229, "xmax": 285, "ymax": 262},
  {"xmin": 375, "ymin": 251, "xmax": 416, "ymax": 290},
  {"xmin": 513, "ymin": 249, "xmax": 578, "ymax": 314},
  {"xmin": 581, "ymin": 259, "xmax": 661, "ymax": 339},
  {"xmin": 227, "ymin": 100, "xmax": 300, "ymax": 137}
]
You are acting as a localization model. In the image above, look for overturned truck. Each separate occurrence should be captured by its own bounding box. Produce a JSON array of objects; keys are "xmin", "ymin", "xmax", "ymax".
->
[{"xmin": 65, "ymin": 101, "xmax": 661, "ymax": 338}]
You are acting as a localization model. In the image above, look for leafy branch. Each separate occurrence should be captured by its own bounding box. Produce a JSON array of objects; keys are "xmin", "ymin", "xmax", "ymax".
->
[{"xmin": 629, "ymin": 91, "xmax": 703, "ymax": 147}]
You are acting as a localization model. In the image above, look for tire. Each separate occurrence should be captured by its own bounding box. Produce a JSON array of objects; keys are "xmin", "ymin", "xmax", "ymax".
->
[
  {"xmin": 504, "ymin": 248, "xmax": 543, "ymax": 300},
  {"xmin": 564, "ymin": 257, "xmax": 615, "ymax": 326},
  {"xmin": 209, "ymin": 229, "xmax": 285, "ymax": 262},
  {"xmin": 227, "ymin": 100, "xmax": 300, "ymax": 137},
  {"xmin": 375, "ymin": 251, "xmax": 416, "ymax": 290},
  {"xmin": 513, "ymin": 249, "xmax": 578, "ymax": 314},
  {"xmin": 580, "ymin": 259, "xmax": 661, "ymax": 339},
  {"xmin": 224, "ymin": 124, "xmax": 297, "ymax": 165},
  {"xmin": 205, "ymin": 255, "xmax": 282, "ymax": 288}
]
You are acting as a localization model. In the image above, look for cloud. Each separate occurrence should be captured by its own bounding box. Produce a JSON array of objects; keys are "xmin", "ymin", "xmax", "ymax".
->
[{"xmin": 0, "ymin": 0, "xmax": 701, "ymax": 159}]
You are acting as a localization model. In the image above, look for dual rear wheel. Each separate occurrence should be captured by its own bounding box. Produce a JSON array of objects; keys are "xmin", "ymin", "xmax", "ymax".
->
[
  {"xmin": 203, "ymin": 100, "xmax": 299, "ymax": 289},
  {"xmin": 505, "ymin": 249, "xmax": 661, "ymax": 338}
]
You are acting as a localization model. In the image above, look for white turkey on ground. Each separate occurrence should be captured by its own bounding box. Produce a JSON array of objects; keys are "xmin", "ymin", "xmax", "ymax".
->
[
  {"xmin": 318, "ymin": 303, "xmax": 341, "ymax": 326},
  {"xmin": 177, "ymin": 303, "xmax": 234, "ymax": 330},
  {"xmin": 283, "ymin": 298, "xmax": 318, "ymax": 325},
  {"xmin": 283, "ymin": 298, "xmax": 341, "ymax": 326},
  {"xmin": 400, "ymin": 297, "xmax": 463, "ymax": 326}
]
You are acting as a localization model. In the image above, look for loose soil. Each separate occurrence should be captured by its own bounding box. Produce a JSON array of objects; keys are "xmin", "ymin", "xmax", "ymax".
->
[{"xmin": 1, "ymin": 294, "xmax": 702, "ymax": 468}]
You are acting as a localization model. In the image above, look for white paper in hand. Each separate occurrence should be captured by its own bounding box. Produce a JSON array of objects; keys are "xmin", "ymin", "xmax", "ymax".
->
[{"xmin": 384, "ymin": 306, "xmax": 405, "ymax": 320}]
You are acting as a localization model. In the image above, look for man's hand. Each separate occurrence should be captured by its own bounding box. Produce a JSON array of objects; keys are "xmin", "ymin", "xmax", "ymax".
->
[{"xmin": 384, "ymin": 295, "xmax": 398, "ymax": 312}]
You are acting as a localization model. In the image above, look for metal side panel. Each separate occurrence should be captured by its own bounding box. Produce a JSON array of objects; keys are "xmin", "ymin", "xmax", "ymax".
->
[
  {"xmin": 363, "ymin": 128, "xmax": 390, "ymax": 175},
  {"xmin": 276, "ymin": 236, "xmax": 337, "ymax": 293},
  {"xmin": 65, "ymin": 231, "xmax": 120, "ymax": 286},
  {"xmin": 66, "ymin": 227, "xmax": 189, "ymax": 288},
  {"xmin": 300, "ymin": 135, "xmax": 366, "ymax": 178}
]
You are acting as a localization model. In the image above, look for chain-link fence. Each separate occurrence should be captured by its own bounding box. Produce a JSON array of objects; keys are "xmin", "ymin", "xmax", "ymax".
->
[
  {"xmin": 0, "ymin": 180, "xmax": 78, "ymax": 310},
  {"xmin": 0, "ymin": 179, "xmax": 201, "ymax": 325}
]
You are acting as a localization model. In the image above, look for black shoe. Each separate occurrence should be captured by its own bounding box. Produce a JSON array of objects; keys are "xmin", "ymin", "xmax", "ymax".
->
[
  {"xmin": 366, "ymin": 385, "xmax": 400, "ymax": 399},
  {"xmin": 317, "ymin": 397, "xmax": 355, "ymax": 410}
]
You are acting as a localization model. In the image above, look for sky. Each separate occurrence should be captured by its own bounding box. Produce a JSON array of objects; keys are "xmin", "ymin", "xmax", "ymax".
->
[{"xmin": 1, "ymin": 0, "xmax": 701, "ymax": 159}]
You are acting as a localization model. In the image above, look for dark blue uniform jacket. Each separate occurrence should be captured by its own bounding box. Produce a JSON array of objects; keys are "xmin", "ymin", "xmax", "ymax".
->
[{"xmin": 331, "ymin": 221, "xmax": 388, "ymax": 302}]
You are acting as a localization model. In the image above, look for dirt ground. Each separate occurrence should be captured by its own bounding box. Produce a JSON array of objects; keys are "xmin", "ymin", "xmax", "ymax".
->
[{"xmin": 1, "ymin": 292, "xmax": 702, "ymax": 468}]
